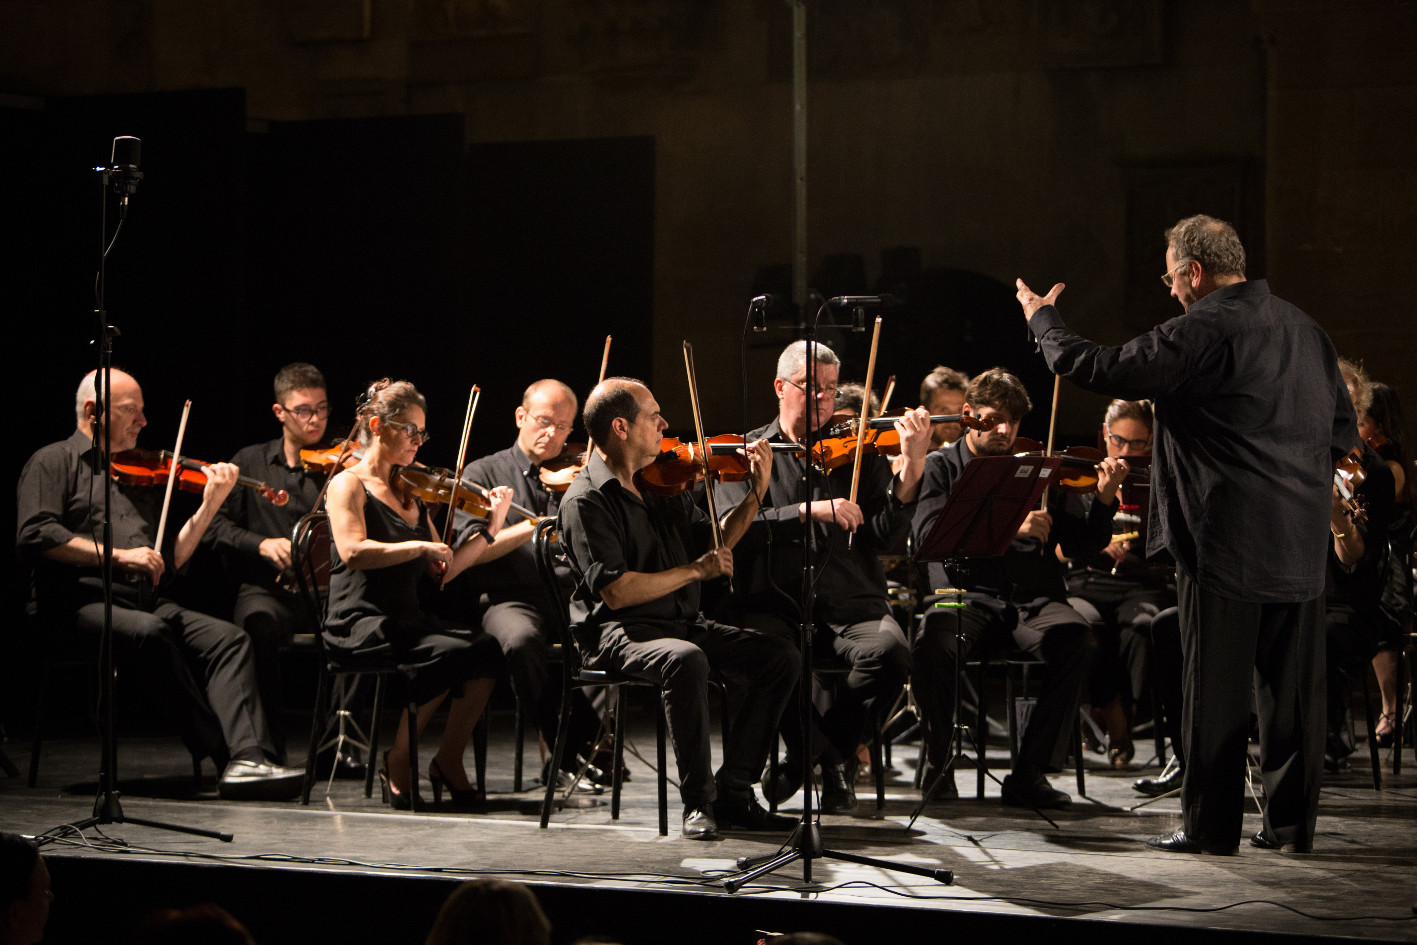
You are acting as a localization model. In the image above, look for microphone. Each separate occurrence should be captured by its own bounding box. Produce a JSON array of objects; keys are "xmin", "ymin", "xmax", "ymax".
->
[
  {"xmin": 827, "ymin": 295, "xmax": 893, "ymax": 332},
  {"xmin": 109, "ymin": 136, "xmax": 143, "ymax": 204},
  {"xmin": 748, "ymin": 294, "xmax": 771, "ymax": 332}
]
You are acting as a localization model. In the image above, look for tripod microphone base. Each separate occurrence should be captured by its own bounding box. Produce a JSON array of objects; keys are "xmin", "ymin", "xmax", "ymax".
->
[{"xmin": 723, "ymin": 819, "xmax": 953, "ymax": 892}]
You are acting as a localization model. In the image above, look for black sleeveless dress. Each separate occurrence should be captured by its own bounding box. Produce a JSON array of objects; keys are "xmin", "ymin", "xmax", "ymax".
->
[{"xmin": 324, "ymin": 487, "xmax": 502, "ymax": 703}]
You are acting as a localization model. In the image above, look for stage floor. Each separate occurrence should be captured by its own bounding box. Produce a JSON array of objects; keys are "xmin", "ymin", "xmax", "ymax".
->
[{"xmin": 4, "ymin": 709, "xmax": 1415, "ymax": 945}]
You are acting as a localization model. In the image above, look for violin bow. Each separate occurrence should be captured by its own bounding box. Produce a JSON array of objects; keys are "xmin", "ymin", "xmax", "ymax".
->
[
  {"xmin": 440, "ymin": 385, "xmax": 480, "ymax": 586},
  {"xmin": 153, "ymin": 399, "xmax": 192, "ymax": 561},
  {"xmin": 1039, "ymin": 374, "xmax": 1062, "ymax": 512},
  {"xmin": 846, "ymin": 316, "xmax": 883, "ymax": 549},
  {"xmin": 878, "ymin": 374, "xmax": 897, "ymax": 415},
  {"xmin": 581, "ymin": 335, "xmax": 612, "ymax": 463},
  {"xmin": 682, "ymin": 341, "xmax": 725, "ymax": 550}
]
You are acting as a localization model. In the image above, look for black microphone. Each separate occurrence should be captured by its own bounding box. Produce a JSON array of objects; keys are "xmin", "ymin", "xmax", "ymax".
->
[
  {"xmin": 748, "ymin": 294, "xmax": 772, "ymax": 332},
  {"xmin": 827, "ymin": 295, "xmax": 894, "ymax": 332},
  {"xmin": 109, "ymin": 136, "xmax": 143, "ymax": 204}
]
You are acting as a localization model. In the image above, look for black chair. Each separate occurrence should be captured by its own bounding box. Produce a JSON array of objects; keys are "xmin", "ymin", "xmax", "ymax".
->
[
  {"xmin": 291, "ymin": 511, "xmax": 424, "ymax": 809},
  {"xmin": 532, "ymin": 519, "xmax": 673, "ymax": 834},
  {"xmin": 967, "ymin": 653, "xmax": 1087, "ymax": 800}
]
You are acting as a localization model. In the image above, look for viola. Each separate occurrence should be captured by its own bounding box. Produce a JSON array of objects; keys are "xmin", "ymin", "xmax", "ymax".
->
[
  {"xmin": 1334, "ymin": 446, "xmax": 1368, "ymax": 523},
  {"xmin": 814, "ymin": 413, "xmax": 990, "ymax": 470},
  {"xmin": 112, "ymin": 449, "xmax": 290, "ymax": 506},
  {"xmin": 538, "ymin": 443, "xmax": 588, "ymax": 492},
  {"xmin": 635, "ymin": 435, "xmax": 817, "ymax": 496},
  {"xmin": 1010, "ymin": 438, "xmax": 1151, "ymax": 494}
]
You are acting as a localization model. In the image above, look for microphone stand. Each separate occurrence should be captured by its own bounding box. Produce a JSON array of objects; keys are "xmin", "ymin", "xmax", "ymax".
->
[
  {"xmin": 722, "ymin": 297, "xmax": 950, "ymax": 892},
  {"xmin": 36, "ymin": 138, "xmax": 231, "ymax": 846}
]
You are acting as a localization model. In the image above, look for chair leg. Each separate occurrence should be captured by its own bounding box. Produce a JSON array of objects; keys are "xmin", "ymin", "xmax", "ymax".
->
[
  {"xmin": 473, "ymin": 714, "xmax": 488, "ymax": 794},
  {"xmin": 871, "ymin": 724, "xmax": 885, "ymax": 810},
  {"xmin": 767, "ymin": 738, "xmax": 780, "ymax": 813},
  {"xmin": 540, "ymin": 681, "xmax": 578, "ymax": 828},
  {"xmin": 513, "ymin": 692, "xmax": 526, "ymax": 793},
  {"xmin": 28, "ymin": 657, "xmax": 51, "ymax": 789},
  {"xmin": 657, "ymin": 692, "xmax": 669, "ymax": 837},
  {"xmin": 974, "ymin": 663, "xmax": 987, "ymax": 799},
  {"xmin": 1362, "ymin": 672, "xmax": 1382, "ymax": 791},
  {"xmin": 405, "ymin": 695, "xmax": 422, "ymax": 812},
  {"xmin": 365, "ymin": 676, "xmax": 385, "ymax": 799},
  {"xmin": 301, "ymin": 668, "xmax": 334, "ymax": 805},
  {"xmin": 611, "ymin": 691, "xmax": 626, "ymax": 821},
  {"xmin": 1074, "ymin": 717, "xmax": 1087, "ymax": 797}
]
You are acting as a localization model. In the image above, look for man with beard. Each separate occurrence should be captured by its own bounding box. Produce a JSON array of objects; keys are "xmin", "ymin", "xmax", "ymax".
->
[{"xmin": 910, "ymin": 368, "xmax": 1125, "ymax": 808}]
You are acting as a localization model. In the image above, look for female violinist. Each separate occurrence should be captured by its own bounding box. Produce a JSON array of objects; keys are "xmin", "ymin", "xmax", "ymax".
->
[{"xmin": 324, "ymin": 378, "xmax": 513, "ymax": 811}]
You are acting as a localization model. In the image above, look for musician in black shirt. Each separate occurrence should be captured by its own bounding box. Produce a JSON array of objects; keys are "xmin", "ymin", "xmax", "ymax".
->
[
  {"xmin": 206, "ymin": 362, "xmax": 331, "ymax": 760},
  {"xmin": 16, "ymin": 368, "xmax": 301, "ymax": 798}
]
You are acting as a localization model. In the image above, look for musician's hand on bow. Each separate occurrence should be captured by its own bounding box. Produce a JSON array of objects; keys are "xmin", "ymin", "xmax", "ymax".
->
[
  {"xmin": 1017, "ymin": 510, "xmax": 1052, "ymax": 544},
  {"xmin": 802, "ymin": 498, "xmax": 864, "ymax": 533},
  {"xmin": 259, "ymin": 536, "xmax": 293, "ymax": 571},
  {"xmin": 695, "ymin": 546, "xmax": 734, "ymax": 582},
  {"xmin": 116, "ymin": 546, "xmax": 165, "ymax": 586},
  {"xmin": 1016, "ymin": 278, "xmax": 1065, "ymax": 322}
]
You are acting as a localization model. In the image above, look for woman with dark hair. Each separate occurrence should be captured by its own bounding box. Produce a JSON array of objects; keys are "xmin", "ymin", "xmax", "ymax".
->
[
  {"xmin": 0, "ymin": 833, "xmax": 52, "ymax": 945},
  {"xmin": 1358, "ymin": 381, "xmax": 1413, "ymax": 747},
  {"xmin": 325, "ymin": 379, "xmax": 512, "ymax": 810}
]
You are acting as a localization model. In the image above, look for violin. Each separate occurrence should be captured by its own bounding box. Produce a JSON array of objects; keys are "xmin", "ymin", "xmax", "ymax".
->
[
  {"xmin": 393, "ymin": 466, "xmax": 494, "ymax": 518},
  {"xmin": 635, "ymin": 435, "xmax": 817, "ymax": 496},
  {"xmin": 300, "ymin": 442, "xmax": 363, "ymax": 474},
  {"xmin": 1334, "ymin": 446, "xmax": 1368, "ymax": 523},
  {"xmin": 112, "ymin": 448, "xmax": 290, "ymax": 506},
  {"xmin": 538, "ymin": 443, "xmax": 588, "ymax": 492},
  {"xmin": 1010, "ymin": 438, "xmax": 1151, "ymax": 494},
  {"xmin": 814, "ymin": 413, "xmax": 990, "ymax": 470}
]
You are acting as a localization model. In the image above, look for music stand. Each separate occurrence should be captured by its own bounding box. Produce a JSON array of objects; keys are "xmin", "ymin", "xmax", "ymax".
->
[{"xmin": 905, "ymin": 453, "xmax": 1060, "ymax": 829}]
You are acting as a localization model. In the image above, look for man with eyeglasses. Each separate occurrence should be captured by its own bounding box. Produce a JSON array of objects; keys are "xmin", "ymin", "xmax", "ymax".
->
[
  {"xmin": 713, "ymin": 340, "xmax": 931, "ymax": 814},
  {"xmin": 206, "ymin": 361, "xmax": 332, "ymax": 763},
  {"xmin": 18, "ymin": 369, "xmax": 301, "ymax": 798},
  {"xmin": 1017, "ymin": 214, "xmax": 1357, "ymax": 855},
  {"xmin": 911, "ymin": 369, "xmax": 1124, "ymax": 809},
  {"xmin": 450, "ymin": 379, "xmax": 607, "ymax": 787}
]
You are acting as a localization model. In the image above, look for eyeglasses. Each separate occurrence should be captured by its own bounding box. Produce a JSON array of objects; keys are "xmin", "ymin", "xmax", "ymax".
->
[
  {"xmin": 783, "ymin": 378, "xmax": 840, "ymax": 400},
  {"xmin": 1106, "ymin": 432, "xmax": 1151, "ymax": 452},
  {"xmin": 283, "ymin": 403, "xmax": 330, "ymax": 421},
  {"xmin": 1161, "ymin": 260, "xmax": 1191, "ymax": 288},
  {"xmin": 529, "ymin": 414, "xmax": 573, "ymax": 435},
  {"xmin": 385, "ymin": 419, "xmax": 430, "ymax": 444}
]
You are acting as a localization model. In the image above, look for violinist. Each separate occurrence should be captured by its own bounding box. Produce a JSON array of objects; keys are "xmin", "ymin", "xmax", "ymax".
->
[
  {"xmin": 1323, "ymin": 360, "xmax": 1395, "ymax": 771},
  {"xmin": 205, "ymin": 362, "xmax": 332, "ymax": 763},
  {"xmin": 16, "ymin": 369, "xmax": 302, "ymax": 799},
  {"xmin": 911, "ymin": 368, "xmax": 1123, "ymax": 809},
  {"xmin": 324, "ymin": 379, "xmax": 511, "ymax": 810},
  {"xmin": 713, "ymin": 341, "xmax": 930, "ymax": 815},
  {"xmin": 919, "ymin": 365, "xmax": 970, "ymax": 449},
  {"xmin": 451, "ymin": 378, "xmax": 606, "ymax": 788},
  {"xmin": 1061, "ymin": 399, "xmax": 1178, "ymax": 773},
  {"xmin": 557, "ymin": 378, "xmax": 799, "ymax": 839},
  {"xmin": 1017, "ymin": 213, "xmax": 1356, "ymax": 854},
  {"xmin": 1358, "ymin": 381, "xmax": 1414, "ymax": 748}
]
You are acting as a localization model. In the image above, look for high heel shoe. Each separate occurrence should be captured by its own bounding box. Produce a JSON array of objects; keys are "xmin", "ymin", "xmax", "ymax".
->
[
  {"xmin": 429, "ymin": 758, "xmax": 487, "ymax": 813},
  {"xmin": 1109, "ymin": 741, "xmax": 1135, "ymax": 767},
  {"xmin": 1375, "ymin": 712, "xmax": 1398, "ymax": 749},
  {"xmin": 379, "ymin": 751, "xmax": 420, "ymax": 811}
]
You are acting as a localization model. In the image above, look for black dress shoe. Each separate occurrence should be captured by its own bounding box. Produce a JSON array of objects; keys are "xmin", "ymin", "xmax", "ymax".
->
[
  {"xmin": 1132, "ymin": 766, "xmax": 1183, "ymax": 797},
  {"xmin": 820, "ymin": 759, "xmax": 858, "ymax": 814},
  {"xmin": 1145, "ymin": 830, "xmax": 1236, "ymax": 855},
  {"xmin": 714, "ymin": 794, "xmax": 798, "ymax": 831},
  {"xmin": 682, "ymin": 807, "xmax": 721, "ymax": 841},
  {"xmin": 1001, "ymin": 773, "xmax": 1071, "ymax": 810},
  {"xmin": 1251, "ymin": 830, "xmax": 1311, "ymax": 853},
  {"xmin": 761, "ymin": 757, "xmax": 805, "ymax": 805}
]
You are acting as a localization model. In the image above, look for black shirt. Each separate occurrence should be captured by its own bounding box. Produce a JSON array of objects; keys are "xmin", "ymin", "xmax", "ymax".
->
[
  {"xmin": 17, "ymin": 429, "xmax": 184, "ymax": 607},
  {"xmin": 454, "ymin": 442, "xmax": 560, "ymax": 605},
  {"xmin": 712, "ymin": 417, "xmax": 914, "ymax": 626},
  {"xmin": 1029, "ymin": 280, "xmax": 1358, "ymax": 603},
  {"xmin": 558, "ymin": 451, "xmax": 712, "ymax": 635},
  {"xmin": 205, "ymin": 436, "xmax": 325, "ymax": 588},
  {"xmin": 911, "ymin": 437, "xmax": 1116, "ymax": 605}
]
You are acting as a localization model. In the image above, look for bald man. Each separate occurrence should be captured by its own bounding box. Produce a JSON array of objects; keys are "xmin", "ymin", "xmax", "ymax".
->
[{"xmin": 17, "ymin": 369, "xmax": 301, "ymax": 799}]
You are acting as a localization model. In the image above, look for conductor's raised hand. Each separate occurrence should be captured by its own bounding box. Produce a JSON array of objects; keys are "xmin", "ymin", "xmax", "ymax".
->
[{"xmin": 1016, "ymin": 278, "xmax": 1065, "ymax": 322}]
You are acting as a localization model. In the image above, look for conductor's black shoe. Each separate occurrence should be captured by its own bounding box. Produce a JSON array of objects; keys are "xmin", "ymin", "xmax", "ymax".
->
[
  {"xmin": 1250, "ymin": 830, "xmax": 1312, "ymax": 853},
  {"xmin": 218, "ymin": 760, "xmax": 304, "ymax": 800},
  {"xmin": 714, "ymin": 793, "xmax": 798, "ymax": 831},
  {"xmin": 1144, "ymin": 830, "xmax": 1236, "ymax": 855},
  {"xmin": 1000, "ymin": 773, "xmax": 1071, "ymax": 810},
  {"xmin": 761, "ymin": 757, "xmax": 804, "ymax": 805},
  {"xmin": 1132, "ymin": 766, "xmax": 1183, "ymax": 797},
  {"xmin": 682, "ymin": 807, "xmax": 721, "ymax": 841},
  {"xmin": 820, "ymin": 760, "xmax": 858, "ymax": 814}
]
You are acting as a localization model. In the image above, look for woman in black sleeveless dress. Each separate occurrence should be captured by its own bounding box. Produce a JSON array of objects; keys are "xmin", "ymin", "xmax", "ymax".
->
[{"xmin": 325, "ymin": 379, "xmax": 512, "ymax": 809}]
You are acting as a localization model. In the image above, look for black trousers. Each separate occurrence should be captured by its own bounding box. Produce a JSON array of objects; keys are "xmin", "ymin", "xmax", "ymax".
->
[
  {"xmin": 1177, "ymin": 569, "xmax": 1324, "ymax": 849},
  {"xmin": 914, "ymin": 596, "xmax": 1096, "ymax": 774},
  {"xmin": 75, "ymin": 599, "xmax": 277, "ymax": 766},
  {"xmin": 232, "ymin": 582, "xmax": 312, "ymax": 761},
  {"xmin": 585, "ymin": 618, "xmax": 798, "ymax": 809},
  {"xmin": 745, "ymin": 613, "xmax": 910, "ymax": 766},
  {"xmin": 480, "ymin": 599, "xmax": 601, "ymax": 759}
]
